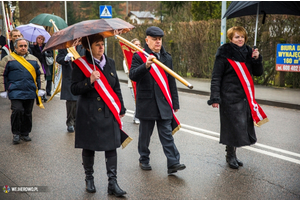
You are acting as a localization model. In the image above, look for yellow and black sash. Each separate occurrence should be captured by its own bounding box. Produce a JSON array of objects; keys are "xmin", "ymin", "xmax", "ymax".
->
[{"xmin": 10, "ymin": 52, "xmax": 44, "ymax": 109}]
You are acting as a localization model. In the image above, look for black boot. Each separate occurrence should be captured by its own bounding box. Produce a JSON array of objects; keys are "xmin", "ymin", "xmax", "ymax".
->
[
  {"xmin": 106, "ymin": 156, "xmax": 126, "ymax": 197},
  {"xmin": 82, "ymin": 156, "xmax": 96, "ymax": 193},
  {"xmin": 42, "ymin": 94, "xmax": 48, "ymax": 102},
  {"xmin": 225, "ymin": 145, "xmax": 239, "ymax": 169},
  {"xmin": 234, "ymin": 147, "xmax": 243, "ymax": 166}
]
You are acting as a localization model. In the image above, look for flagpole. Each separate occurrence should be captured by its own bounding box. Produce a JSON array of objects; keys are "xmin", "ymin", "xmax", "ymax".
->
[
  {"xmin": 49, "ymin": 19, "xmax": 79, "ymax": 59},
  {"xmin": 1, "ymin": 1, "xmax": 10, "ymax": 50},
  {"xmin": 8, "ymin": 1, "xmax": 15, "ymax": 28},
  {"xmin": 254, "ymin": 3, "xmax": 259, "ymax": 48},
  {"xmin": 5, "ymin": 7, "xmax": 12, "ymax": 30},
  {"xmin": 47, "ymin": 19, "xmax": 80, "ymax": 103},
  {"xmin": 64, "ymin": 1, "xmax": 67, "ymax": 25},
  {"xmin": 115, "ymin": 35, "xmax": 193, "ymax": 89}
]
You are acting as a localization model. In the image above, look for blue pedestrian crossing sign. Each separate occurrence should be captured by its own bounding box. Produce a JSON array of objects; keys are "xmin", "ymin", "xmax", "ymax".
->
[{"xmin": 100, "ymin": 5, "xmax": 112, "ymax": 18}]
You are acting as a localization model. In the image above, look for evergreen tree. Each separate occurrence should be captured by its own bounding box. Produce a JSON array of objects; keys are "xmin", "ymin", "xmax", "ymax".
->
[
  {"xmin": 191, "ymin": 1, "xmax": 231, "ymax": 21},
  {"xmin": 78, "ymin": 1, "xmax": 92, "ymax": 21},
  {"xmin": 162, "ymin": 1, "xmax": 187, "ymax": 14},
  {"xmin": 161, "ymin": 2, "xmax": 192, "ymax": 22},
  {"xmin": 67, "ymin": 2, "xmax": 78, "ymax": 25}
]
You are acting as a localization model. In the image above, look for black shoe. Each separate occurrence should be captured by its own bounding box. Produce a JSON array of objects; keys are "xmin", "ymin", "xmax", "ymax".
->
[
  {"xmin": 108, "ymin": 179, "xmax": 126, "ymax": 197},
  {"xmin": 168, "ymin": 164, "xmax": 186, "ymax": 174},
  {"xmin": 106, "ymin": 156, "xmax": 126, "ymax": 197},
  {"xmin": 41, "ymin": 94, "xmax": 47, "ymax": 102},
  {"xmin": 235, "ymin": 158, "xmax": 243, "ymax": 166},
  {"xmin": 234, "ymin": 147, "xmax": 243, "ymax": 166},
  {"xmin": 21, "ymin": 135, "xmax": 32, "ymax": 142},
  {"xmin": 85, "ymin": 179, "xmax": 96, "ymax": 193},
  {"xmin": 13, "ymin": 134, "xmax": 20, "ymax": 145},
  {"xmin": 226, "ymin": 145, "xmax": 239, "ymax": 169},
  {"xmin": 67, "ymin": 125, "xmax": 74, "ymax": 133},
  {"xmin": 82, "ymin": 156, "xmax": 96, "ymax": 193},
  {"xmin": 226, "ymin": 156, "xmax": 239, "ymax": 169},
  {"xmin": 139, "ymin": 163, "xmax": 152, "ymax": 170},
  {"xmin": 46, "ymin": 92, "xmax": 51, "ymax": 96}
]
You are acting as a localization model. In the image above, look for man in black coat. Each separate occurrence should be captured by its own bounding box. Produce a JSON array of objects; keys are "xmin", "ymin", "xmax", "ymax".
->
[
  {"xmin": 129, "ymin": 26, "xmax": 186, "ymax": 174},
  {"xmin": 56, "ymin": 45, "xmax": 85, "ymax": 132}
]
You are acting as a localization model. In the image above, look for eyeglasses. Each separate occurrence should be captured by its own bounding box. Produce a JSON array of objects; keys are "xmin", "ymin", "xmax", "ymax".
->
[{"xmin": 19, "ymin": 45, "xmax": 28, "ymax": 48}]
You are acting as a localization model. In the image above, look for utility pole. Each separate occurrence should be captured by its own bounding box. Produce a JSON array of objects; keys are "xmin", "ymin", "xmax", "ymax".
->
[
  {"xmin": 0, "ymin": 3, "xmax": 3, "ymax": 31},
  {"xmin": 65, "ymin": 1, "xmax": 68, "ymax": 25},
  {"xmin": 220, "ymin": 1, "xmax": 227, "ymax": 46},
  {"xmin": 160, "ymin": 2, "xmax": 162, "ymax": 23}
]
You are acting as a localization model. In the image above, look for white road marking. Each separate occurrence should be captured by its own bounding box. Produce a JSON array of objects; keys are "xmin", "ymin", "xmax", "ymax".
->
[
  {"xmin": 180, "ymin": 127, "xmax": 300, "ymax": 165},
  {"xmin": 243, "ymin": 146, "xmax": 300, "ymax": 165},
  {"xmin": 125, "ymin": 110, "xmax": 300, "ymax": 165},
  {"xmin": 180, "ymin": 124, "xmax": 300, "ymax": 159}
]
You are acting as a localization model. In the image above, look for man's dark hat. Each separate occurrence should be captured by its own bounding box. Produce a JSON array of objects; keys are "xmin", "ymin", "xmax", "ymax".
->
[{"xmin": 146, "ymin": 26, "xmax": 164, "ymax": 37}]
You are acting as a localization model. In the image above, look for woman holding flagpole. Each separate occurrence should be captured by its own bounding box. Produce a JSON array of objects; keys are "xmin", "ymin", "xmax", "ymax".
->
[
  {"xmin": 207, "ymin": 26, "xmax": 267, "ymax": 169},
  {"xmin": 71, "ymin": 33, "xmax": 127, "ymax": 196}
]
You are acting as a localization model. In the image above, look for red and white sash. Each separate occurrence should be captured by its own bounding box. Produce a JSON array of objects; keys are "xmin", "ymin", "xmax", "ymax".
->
[
  {"xmin": 74, "ymin": 56, "xmax": 132, "ymax": 147},
  {"xmin": 2, "ymin": 44, "xmax": 10, "ymax": 55},
  {"xmin": 227, "ymin": 58, "xmax": 269, "ymax": 126},
  {"xmin": 137, "ymin": 51, "xmax": 180, "ymax": 134}
]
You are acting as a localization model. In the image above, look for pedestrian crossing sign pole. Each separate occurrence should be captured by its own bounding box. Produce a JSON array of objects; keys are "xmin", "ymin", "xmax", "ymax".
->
[{"xmin": 99, "ymin": 5, "xmax": 112, "ymax": 55}]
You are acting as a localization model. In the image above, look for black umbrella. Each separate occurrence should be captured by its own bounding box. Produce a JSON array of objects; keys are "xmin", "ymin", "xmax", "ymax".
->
[{"xmin": 223, "ymin": 1, "xmax": 300, "ymax": 46}]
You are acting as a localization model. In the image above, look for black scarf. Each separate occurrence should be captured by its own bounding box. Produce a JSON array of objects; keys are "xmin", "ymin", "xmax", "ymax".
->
[{"xmin": 230, "ymin": 42, "xmax": 248, "ymax": 60}]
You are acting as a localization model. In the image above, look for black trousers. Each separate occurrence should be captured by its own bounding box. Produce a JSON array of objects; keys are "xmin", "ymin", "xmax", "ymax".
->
[
  {"xmin": 138, "ymin": 119, "xmax": 180, "ymax": 168},
  {"xmin": 82, "ymin": 149, "xmax": 117, "ymax": 158},
  {"xmin": 46, "ymin": 80, "xmax": 52, "ymax": 95},
  {"xmin": 10, "ymin": 99, "xmax": 34, "ymax": 136},
  {"xmin": 66, "ymin": 100, "xmax": 76, "ymax": 126}
]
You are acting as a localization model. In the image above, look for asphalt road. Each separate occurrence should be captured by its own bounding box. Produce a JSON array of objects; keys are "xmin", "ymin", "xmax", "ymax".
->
[{"xmin": 0, "ymin": 82, "xmax": 299, "ymax": 200}]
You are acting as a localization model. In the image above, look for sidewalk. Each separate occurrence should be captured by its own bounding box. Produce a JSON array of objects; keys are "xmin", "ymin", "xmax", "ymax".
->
[{"xmin": 116, "ymin": 70, "xmax": 300, "ymax": 110}]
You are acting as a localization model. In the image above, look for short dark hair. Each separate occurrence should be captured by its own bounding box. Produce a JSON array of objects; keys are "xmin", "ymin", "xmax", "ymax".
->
[
  {"xmin": 14, "ymin": 38, "xmax": 29, "ymax": 48},
  {"xmin": 81, "ymin": 34, "xmax": 104, "ymax": 49},
  {"xmin": 10, "ymin": 29, "xmax": 21, "ymax": 37}
]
